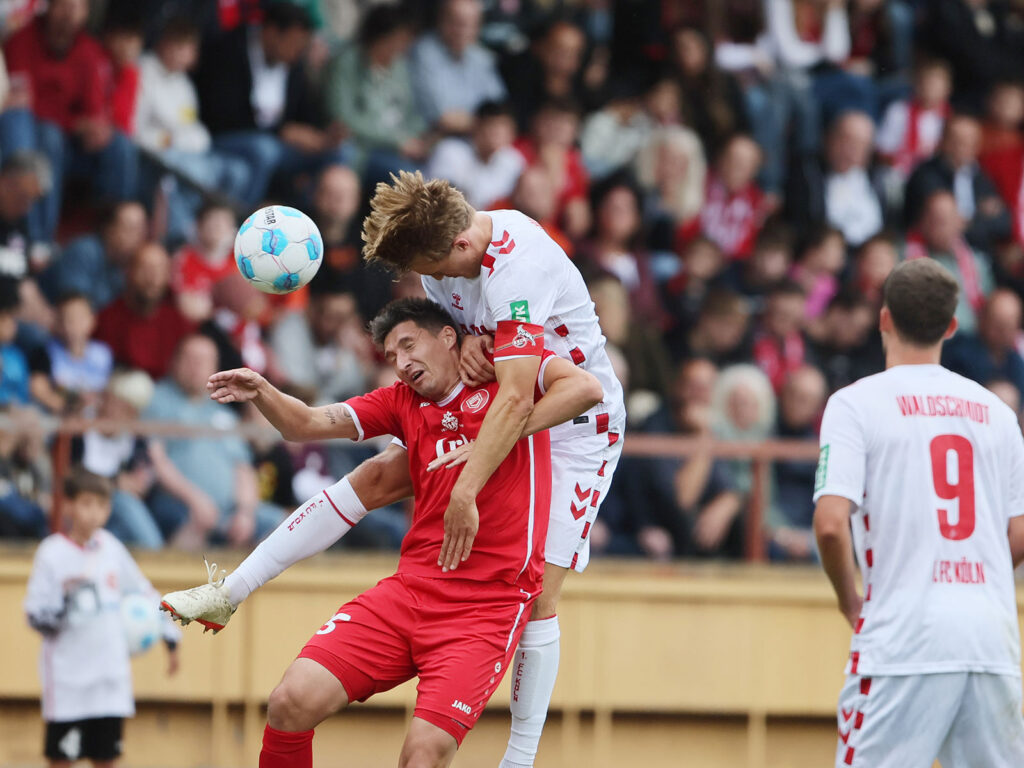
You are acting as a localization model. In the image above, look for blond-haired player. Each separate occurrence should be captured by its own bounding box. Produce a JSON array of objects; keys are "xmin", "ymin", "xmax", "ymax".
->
[
  {"xmin": 164, "ymin": 172, "xmax": 624, "ymax": 768},
  {"xmin": 814, "ymin": 259, "xmax": 1024, "ymax": 767}
]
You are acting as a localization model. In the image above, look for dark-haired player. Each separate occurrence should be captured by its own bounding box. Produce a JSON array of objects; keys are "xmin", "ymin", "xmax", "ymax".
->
[
  {"xmin": 162, "ymin": 298, "xmax": 603, "ymax": 767},
  {"xmin": 814, "ymin": 259, "xmax": 1024, "ymax": 767}
]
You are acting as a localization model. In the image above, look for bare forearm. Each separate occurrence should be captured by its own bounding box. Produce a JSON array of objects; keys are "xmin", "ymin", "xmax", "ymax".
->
[
  {"xmin": 452, "ymin": 390, "xmax": 532, "ymax": 498},
  {"xmin": 817, "ymin": 524, "xmax": 860, "ymax": 613},
  {"xmin": 522, "ymin": 377, "xmax": 601, "ymax": 437},
  {"xmin": 253, "ymin": 380, "xmax": 356, "ymax": 442},
  {"xmin": 675, "ymin": 454, "xmax": 714, "ymax": 510}
]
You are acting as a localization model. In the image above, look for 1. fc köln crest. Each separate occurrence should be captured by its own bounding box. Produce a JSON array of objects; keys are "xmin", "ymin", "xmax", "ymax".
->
[{"xmin": 441, "ymin": 411, "xmax": 460, "ymax": 432}]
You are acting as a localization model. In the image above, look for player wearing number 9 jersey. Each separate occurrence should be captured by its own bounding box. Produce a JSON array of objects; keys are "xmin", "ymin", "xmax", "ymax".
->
[{"xmin": 814, "ymin": 259, "xmax": 1024, "ymax": 768}]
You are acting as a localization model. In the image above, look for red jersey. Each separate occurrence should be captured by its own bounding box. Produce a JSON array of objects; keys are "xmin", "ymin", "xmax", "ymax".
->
[
  {"xmin": 342, "ymin": 360, "xmax": 554, "ymax": 593},
  {"xmin": 4, "ymin": 18, "xmax": 108, "ymax": 132},
  {"xmin": 683, "ymin": 175, "xmax": 763, "ymax": 260}
]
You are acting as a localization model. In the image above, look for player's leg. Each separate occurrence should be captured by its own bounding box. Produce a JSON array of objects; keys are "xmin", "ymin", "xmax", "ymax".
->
[
  {"xmin": 79, "ymin": 718, "xmax": 122, "ymax": 768},
  {"xmin": 937, "ymin": 672, "xmax": 1024, "ymax": 766},
  {"xmin": 397, "ymin": 718, "xmax": 458, "ymax": 768},
  {"xmin": 267, "ymin": 658, "xmax": 350, "ymax": 732},
  {"xmin": 833, "ymin": 672, "xmax": 961, "ymax": 768},
  {"xmin": 163, "ymin": 444, "xmax": 413, "ymax": 628},
  {"xmin": 500, "ymin": 430, "xmax": 622, "ymax": 768}
]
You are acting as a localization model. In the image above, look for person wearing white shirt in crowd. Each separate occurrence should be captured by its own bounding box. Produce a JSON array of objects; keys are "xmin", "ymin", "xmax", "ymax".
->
[
  {"xmin": 134, "ymin": 18, "xmax": 249, "ymax": 207},
  {"xmin": 427, "ymin": 101, "xmax": 524, "ymax": 209}
]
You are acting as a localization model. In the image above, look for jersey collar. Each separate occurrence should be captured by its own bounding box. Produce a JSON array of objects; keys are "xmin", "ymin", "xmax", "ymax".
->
[{"xmin": 435, "ymin": 380, "xmax": 465, "ymax": 407}]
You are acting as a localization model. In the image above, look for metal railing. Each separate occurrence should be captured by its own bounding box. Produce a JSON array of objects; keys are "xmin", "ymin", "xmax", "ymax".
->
[{"xmin": 2, "ymin": 415, "xmax": 821, "ymax": 562}]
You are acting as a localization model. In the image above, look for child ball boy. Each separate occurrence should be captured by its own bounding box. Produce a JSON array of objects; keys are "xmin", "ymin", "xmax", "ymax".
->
[{"xmin": 24, "ymin": 468, "xmax": 180, "ymax": 767}]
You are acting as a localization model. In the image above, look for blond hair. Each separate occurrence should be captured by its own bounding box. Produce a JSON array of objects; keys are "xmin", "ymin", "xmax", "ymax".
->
[
  {"xmin": 362, "ymin": 170, "xmax": 475, "ymax": 273},
  {"xmin": 634, "ymin": 126, "xmax": 706, "ymax": 222}
]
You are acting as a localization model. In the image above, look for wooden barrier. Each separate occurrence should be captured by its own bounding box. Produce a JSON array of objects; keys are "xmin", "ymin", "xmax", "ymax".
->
[{"xmin": 3, "ymin": 547, "xmax": 1017, "ymax": 767}]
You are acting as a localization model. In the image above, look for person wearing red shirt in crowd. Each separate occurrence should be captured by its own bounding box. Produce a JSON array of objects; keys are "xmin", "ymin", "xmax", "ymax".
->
[
  {"xmin": 0, "ymin": 0, "xmax": 138, "ymax": 243},
  {"xmin": 101, "ymin": 14, "xmax": 143, "ymax": 137},
  {"xmin": 752, "ymin": 279, "xmax": 808, "ymax": 393},
  {"xmin": 172, "ymin": 201, "xmax": 238, "ymax": 323},
  {"xmin": 513, "ymin": 98, "xmax": 591, "ymax": 240},
  {"xmin": 679, "ymin": 134, "xmax": 767, "ymax": 261},
  {"xmin": 94, "ymin": 242, "xmax": 194, "ymax": 379},
  {"xmin": 162, "ymin": 298, "xmax": 603, "ymax": 768}
]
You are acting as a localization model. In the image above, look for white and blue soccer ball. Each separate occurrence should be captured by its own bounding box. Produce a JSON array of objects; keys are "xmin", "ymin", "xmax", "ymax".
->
[
  {"xmin": 120, "ymin": 592, "xmax": 161, "ymax": 657},
  {"xmin": 234, "ymin": 205, "xmax": 324, "ymax": 294}
]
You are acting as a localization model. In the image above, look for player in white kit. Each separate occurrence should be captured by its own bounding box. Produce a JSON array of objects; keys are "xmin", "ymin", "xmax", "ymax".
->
[
  {"xmin": 361, "ymin": 171, "xmax": 626, "ymax": 768},
  {"xmin": 814, "ymin": 259, "xmax": 1024, "ymax": 768},
  {"xmin": 162, "ymin": 171, "xmax": 625, "ymax": 768}
]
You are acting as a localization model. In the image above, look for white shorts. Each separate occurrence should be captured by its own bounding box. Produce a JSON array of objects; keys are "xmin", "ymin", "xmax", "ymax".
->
[
  {"xmin": 835, "ymin": 671, "xmax": 1024, "ymax": 767},
  {"xmin": 544, "ymin": 420, "xmax": 623, "ymax": 573}
]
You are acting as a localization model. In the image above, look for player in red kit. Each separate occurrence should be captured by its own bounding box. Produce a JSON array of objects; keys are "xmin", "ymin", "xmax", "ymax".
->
[{"xmin": 161, "ymin": 298, "xmax": 603, "ymax": 768}]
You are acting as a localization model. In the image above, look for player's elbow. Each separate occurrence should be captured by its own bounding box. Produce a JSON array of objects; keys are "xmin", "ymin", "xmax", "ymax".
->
[
  {"xmin": 578, "ymin": 371, "xmax": 604, "ymax": 410},
  {"xmin": 505, "ymin": 390, "xmax": 535, "ymax": 421},
  {"xmin": 813, "ymin": 505, "xmax": 848, "ymax": 544}
]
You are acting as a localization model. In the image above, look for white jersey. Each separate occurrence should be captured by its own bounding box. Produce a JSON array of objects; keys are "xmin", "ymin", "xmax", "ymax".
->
[
  {"xmin": 814, "ymin": 364, "xmax": 1024, "ymax": 677},
  {"xmin": 422, "ymin": 209, "xmax": 626, "ymax": 441},
  {"xmin": 24, "ymin": 529, "xmax": 178, "ymax": 721}
]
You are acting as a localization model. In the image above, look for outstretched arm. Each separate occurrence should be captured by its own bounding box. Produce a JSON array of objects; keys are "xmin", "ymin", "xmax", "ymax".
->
[
  {"xmin": 207, "ymin": 368, "xmax": 359, "ymax": 442},
  {"xmin": 524, "ymin": 357, "xmax": 603, "ymax": 436}
]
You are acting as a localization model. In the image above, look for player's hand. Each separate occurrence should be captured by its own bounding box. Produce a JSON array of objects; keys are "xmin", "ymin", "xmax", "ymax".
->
[
  {"xmin": 167, "ymin": 646, "xmax": 180, "ymax": 677},
  {"xmin": 693, "ymin": 504, "xmax": 736, "ymax": 552},
  {"xmin": 638, "ymin": 526, "xmax": 674, "ymax": 561},
  {"xmin": 188, "ymin": 493, "xmax": 220, "ymax": 530},
  {"xmin": 438, "ymin": 492, "xmax": 479, "ymax": 572},
  {"xmin": 207, "ymin": 368, "xmax": 265, "ymax": 404},
  {"xmin": 459, "ymin": 335, "xmax": 495, "ymax": 387},
  {"xmin": 428, "ymin": 441, "xmax": 474, "ymax": 472}
]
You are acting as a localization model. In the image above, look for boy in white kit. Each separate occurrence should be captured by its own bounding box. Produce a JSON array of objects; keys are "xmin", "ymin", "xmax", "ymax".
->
[
  {"xmin": 814, "ymin": 259, "xmax": 1024, "ymax": 768},
  {"xmin": 25, "ymin": 469, "xmax": 180, "ymax": 767}
]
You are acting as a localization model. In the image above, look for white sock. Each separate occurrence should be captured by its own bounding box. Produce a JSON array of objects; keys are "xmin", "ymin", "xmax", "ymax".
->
[
  {"xmin": 499, "ymin": 616, "xmax": 560, "ymax": 768},
  {"xmin": 224, "ymin": 477, "xmax": 368, "ymax": 605}
]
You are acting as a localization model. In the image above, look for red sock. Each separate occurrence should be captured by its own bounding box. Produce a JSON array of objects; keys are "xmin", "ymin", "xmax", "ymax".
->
[{"xmin": 259, "ymin": 724, "xmax": 314, "ymax": 768}]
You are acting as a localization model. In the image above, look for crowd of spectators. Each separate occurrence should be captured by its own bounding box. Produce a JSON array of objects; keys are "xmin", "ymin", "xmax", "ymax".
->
[{"xmin": 3, "ymin": 0, "xmax": 1024, "ymax": 564}]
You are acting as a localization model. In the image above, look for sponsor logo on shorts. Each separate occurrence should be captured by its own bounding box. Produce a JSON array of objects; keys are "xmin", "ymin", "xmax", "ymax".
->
[
  {"xmin": 462, "ymin": 390, "xmax": 490, "ymax": 413},
  {"xmin": 451, "ymin": 699, "xmax": 472, "ymax": 715}
]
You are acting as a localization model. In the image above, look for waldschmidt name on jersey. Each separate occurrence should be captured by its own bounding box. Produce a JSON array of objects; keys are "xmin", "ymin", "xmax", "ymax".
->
[{"xmin": 815, "ymin": 364, "xmax": 1024, "ymax": 677}]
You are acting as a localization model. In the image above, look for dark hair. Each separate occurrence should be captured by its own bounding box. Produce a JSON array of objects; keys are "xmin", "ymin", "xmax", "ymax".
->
[
  {"xmin": 798, "ymin": 225, "xmax": 844, "ymax": 259},
  {"xmin": 882, "ymin": 259, "xmax": 959, "ymax": 346},
  {"xmin": 158, "ymin": 16, "xmax": 200, "ymax": 45},
  {"xmin": 263, "ymin": 1, "xmax": 314, "ymax": 31},
  {"xmin": 768, "ymin": 278, "xmax": 806, "ymax": 299},
  {"xmin": 64, "ymin": 467, "xmax": 114, "ymax": 500},
  {"xmin": 754, "ymin": 218, "xmax": 794, "ymax": 254},
  {"xmin": 196, "ymin": 198, "xmax": 237, "ymax": 223},
  {"xmin": 699, "ymin": 289, "xmax": 749, "ymax": 319},
  {"xmin": 475, "ymin": 100, "xmax": 515, "ymax": 121},
  {"xmin": 57, "ymin": 290, "xmax": 94, "ymax": 310},
  {"xmin": 98, "ymin": 200, "xmax": 145, "ymax": 232},
  {"xmin": 368, "ymin": 298, "xmax": 461, "ymax": 346},
  {"xmin": 828, "ymin": 286, "xmax": 873, "ymax": 314},
  {"xmin": 103, "ymin": 9, "xmax": 144, "ymax": 37},
  {"xmin": 534, "ymin": 96, "xmax": 583, "ymax": 119},
  {"xmin": 358, "ymin": 3, "xmax": 415, "ymax": 47}
]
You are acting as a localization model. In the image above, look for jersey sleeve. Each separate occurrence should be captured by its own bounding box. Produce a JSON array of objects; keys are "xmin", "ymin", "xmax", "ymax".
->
[
  {"xmin": 342, "ymin": 383, "xmax": 405, "ymax": 442},
  {"xmin": 482, "ymin": 239, "xmax": 557, "ymax": 361},
  {"xmin": 24, "ymin": 542, "xmax": 65, "ymax": 636},
  {"xmin": 813, "ymin": 391, "xmax": 867, "ymax": 505}
]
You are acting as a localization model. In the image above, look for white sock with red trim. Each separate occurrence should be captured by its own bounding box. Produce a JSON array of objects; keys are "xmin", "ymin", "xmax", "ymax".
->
[
  {"xmin": 499, "ymin": 616, "xmax": 560, "ymax": 768},
  {"xmin": 225, "ymin": 477, "xmax": 368, "ymax": 605}
]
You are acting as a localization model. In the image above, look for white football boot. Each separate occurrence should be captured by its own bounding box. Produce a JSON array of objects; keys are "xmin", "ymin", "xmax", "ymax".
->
[{"xmin": 160, "ymin": 559, "xmax": 236, "ymax": 634}]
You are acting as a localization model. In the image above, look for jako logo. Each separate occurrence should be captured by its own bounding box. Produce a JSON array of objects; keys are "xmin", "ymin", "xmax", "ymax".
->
[{"xmin": 451, "ymin": 700, "xmax": 472, "ymax": 715}]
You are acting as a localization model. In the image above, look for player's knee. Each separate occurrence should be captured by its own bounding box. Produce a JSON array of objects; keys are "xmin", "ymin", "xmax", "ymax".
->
[
  {"xmin": 267, "ymin": 679, "xmax": 321, "ymax": 732},
  {"xmin": 397, "ymin": 739, "xmax": 452, "ymax": 768}
]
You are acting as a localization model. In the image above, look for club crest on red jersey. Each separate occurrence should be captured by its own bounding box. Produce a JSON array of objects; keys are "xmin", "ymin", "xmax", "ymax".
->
[
  {"xmin": 441, "ymin": 411, "xmax": 460, "ymax": 432},
  {"xmin": 462, "ymin": 389, "xmax": 490, "ymax": 413}
]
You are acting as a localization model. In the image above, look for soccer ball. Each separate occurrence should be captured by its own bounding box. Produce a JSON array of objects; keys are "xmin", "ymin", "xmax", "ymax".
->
[
  {"xmin": 120, "ymin": 593, "xmax": 161, "ymax": 657},
  {"xmin": 234, "ymin": 205, "xmax": 324, "ymax": 294}
]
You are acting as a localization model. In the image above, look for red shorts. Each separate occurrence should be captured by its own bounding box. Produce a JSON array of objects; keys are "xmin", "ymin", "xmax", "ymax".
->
[{"xmin": 299, "ymin": 572, "xmax": 535, "ymax": 745}]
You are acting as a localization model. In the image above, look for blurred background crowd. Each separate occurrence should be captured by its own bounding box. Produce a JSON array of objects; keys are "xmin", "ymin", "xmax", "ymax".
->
[{"xmin": 2, "ymin": 0, "xmax": 1024, "ymax": 563}]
